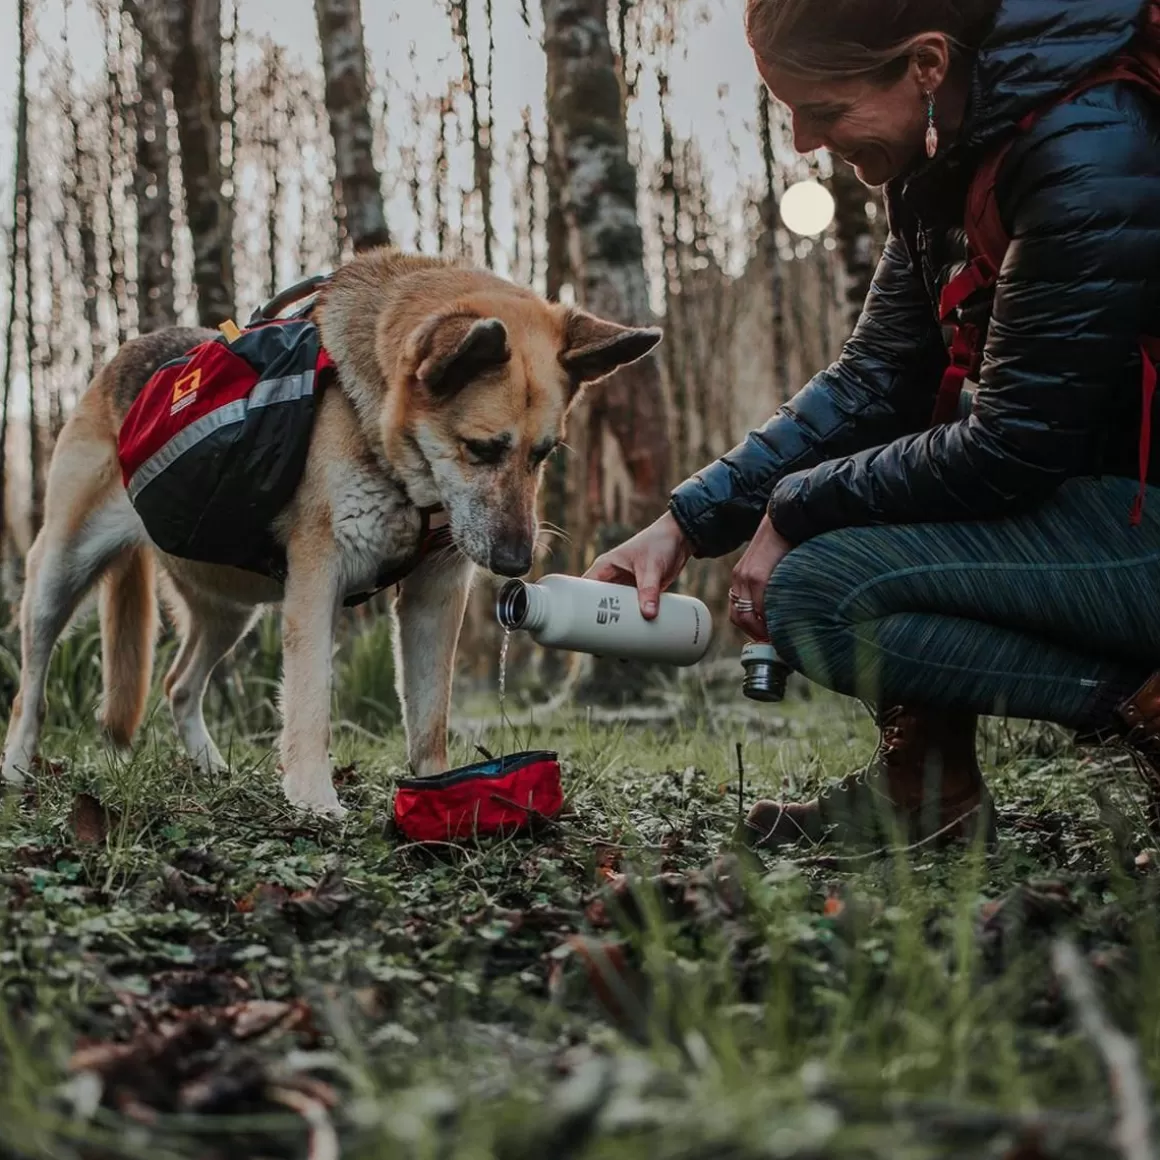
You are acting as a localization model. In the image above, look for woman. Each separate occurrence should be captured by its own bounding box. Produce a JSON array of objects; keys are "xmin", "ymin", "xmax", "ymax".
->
[{"xmin": 587, "ymin": 0, "xmax": 1160, "ymax": 848}]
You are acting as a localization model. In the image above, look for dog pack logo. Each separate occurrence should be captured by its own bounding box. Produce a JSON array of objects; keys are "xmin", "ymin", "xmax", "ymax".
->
[
  {"xmin": 170, "ymin": 367, "xmax": 202, "ymax": 416},
  {"xmin": 595, "ymin": 594, "xmax": 621, "ymax": 626}
]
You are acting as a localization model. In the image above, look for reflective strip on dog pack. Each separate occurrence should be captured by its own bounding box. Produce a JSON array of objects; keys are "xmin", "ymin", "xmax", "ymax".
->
[
  {"xmin": 125, "ymin": 371, "xmax": 319, "ymax": 503},
  {"xmin": 117, "ymin": 319, "xmax": 334, "ymax": 581},
  {"xmin": 393, "ymin": 751, "xmax": 564, "ymax": 842}
]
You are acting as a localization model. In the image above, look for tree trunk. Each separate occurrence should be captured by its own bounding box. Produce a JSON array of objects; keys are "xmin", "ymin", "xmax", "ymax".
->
[
  {"xmin": 759, "ymin": 86, "xmax": 792, "ymax": 404},
  {"xmin": 450, "ymin": 0, "xmax": 495, "ymax": 268},
  {"xmin": 18, "ymin": 0, "xmax": 40, "ymax": 536},
  {"xmin": 313, "ymin": 0, "xmax": 390, "ymax": 254},
  {"xmin": 135, "ymin": 44, "xmax": 175, "ymax": 333},
  {"xmin": 70, "ymin": 92, "xmax": 103, "ymax": 376},
  {"xmin": 261, "ymin": 45, "xmax": 284, "ymax": 299},
  {"xmin": 47, "ymin": 233, "xmax": 66, "ymax": 440},
  {"xmin": 542, "ymin": 0, "xmax": 671, "ymax": 567},
  {"xmin": 175, "ymin": 0, "xmax": 233, "ymax": 325},
  {"xmin": 829, "ymin": 160, "xmax": 879, "ymax": 333},
  {"xmin": 129, "ymin": 0, "xmax": 235, "ymax": 326},
  {"xmin": 1, "ymin": 0, "xmax": 31, "ymax": 566},
  {"xmin": 104, "ymin": 3, "xmax": 130, "ymax": 346}
]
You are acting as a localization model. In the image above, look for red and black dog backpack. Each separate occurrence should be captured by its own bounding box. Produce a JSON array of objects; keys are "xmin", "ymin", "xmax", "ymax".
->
[{"xmin": 117, "ymin": 279, "xmax": 449, "ymax": 605}]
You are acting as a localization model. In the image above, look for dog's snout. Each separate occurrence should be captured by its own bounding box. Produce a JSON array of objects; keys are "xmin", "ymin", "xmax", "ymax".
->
[{"xmin": 489, "ymin": 540, "xmax": 534, "ymax": 578}]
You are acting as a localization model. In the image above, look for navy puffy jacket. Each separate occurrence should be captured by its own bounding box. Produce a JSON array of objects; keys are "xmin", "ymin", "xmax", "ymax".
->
[{"xmin": 669, "ymin": 0, "xmax": 1160, "ymax": 555}]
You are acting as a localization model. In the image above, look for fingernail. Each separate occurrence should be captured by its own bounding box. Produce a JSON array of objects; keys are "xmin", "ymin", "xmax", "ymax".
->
[{"xmin": 644, "ymin": 601, "xmax": 657, "ymax": 616}]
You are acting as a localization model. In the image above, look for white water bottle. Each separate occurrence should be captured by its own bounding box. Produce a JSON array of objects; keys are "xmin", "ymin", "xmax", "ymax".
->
[{"xmin": 496, "ymin": 574, "xmax": 712, "ymax": 666}]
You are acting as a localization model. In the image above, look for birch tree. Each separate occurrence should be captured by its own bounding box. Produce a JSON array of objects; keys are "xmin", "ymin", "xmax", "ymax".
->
[
  {"xmin": 542, "ymin": 0, "xmax": 671, "ymax": 562},
  {"xmin": 313, "ymin": 0, "xmax": 390, "ymax": 253},
  {"xmin": 127, "ymin": 0, "xmax": 235, "ymax": 326},
  {"xmin": 759, "ymin": 86, "xmax": 792, "ymax": 404},
  {"xmin": 450, "ymin": 0, "xmax": 495, "ymax": 267},
  {"xmin": 1, "ymin": 0, "xmax": 32, "ymax": 559},
  {"xmin": 135, "ymin": 45, "xmax": 175, "ymax": 333}
]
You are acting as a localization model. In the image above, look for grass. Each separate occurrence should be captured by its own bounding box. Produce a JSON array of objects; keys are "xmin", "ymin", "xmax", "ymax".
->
[{"xmin": 1, "ymin": 614, "xmax": 1159, "ymax": 1158}]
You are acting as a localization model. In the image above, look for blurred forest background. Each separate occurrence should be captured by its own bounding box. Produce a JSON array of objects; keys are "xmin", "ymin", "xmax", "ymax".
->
[{"xmin": 0, "ymin": 0, "xmax": 885, "ymax": 697}]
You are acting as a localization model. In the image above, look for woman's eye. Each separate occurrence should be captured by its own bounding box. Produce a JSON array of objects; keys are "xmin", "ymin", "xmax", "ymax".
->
[
  {"xmin": 463, "ymin": 439, "xmax": 509, "ymax": 465},
  {"xmin": 804, "ymin": 107, "xmax": 841, "ymax": 127}
]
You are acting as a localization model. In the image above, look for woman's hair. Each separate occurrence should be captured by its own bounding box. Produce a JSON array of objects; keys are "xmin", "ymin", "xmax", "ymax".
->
[{"xmin": 745, "ymin": 0, "xmax": 1002, "ymax": 83}]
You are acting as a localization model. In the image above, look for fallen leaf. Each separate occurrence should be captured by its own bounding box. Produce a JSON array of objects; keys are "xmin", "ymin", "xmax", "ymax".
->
[
  {"xmin": 287, "ymin": 869, "xmax": 353, "ymax": 919},
  {"xmin": 229, "ymin": 998, "xmax": 314, "ymax": 1040},
  {"xmin": 566, "ymin": 936, "xmax": 649, "ymax": 1041},
  {"xmin": 235, "ymin": 883, "xmax": 290, "ymax": 913},
  {"xmin": 70, "ymin": 793, "xmax": 116, "ymax": 844}
]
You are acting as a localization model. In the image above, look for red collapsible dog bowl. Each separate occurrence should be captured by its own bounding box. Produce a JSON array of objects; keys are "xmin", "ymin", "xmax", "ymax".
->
[{"xmin": 393, "ymin": 750, "xmax": 563, "ymax": 842}]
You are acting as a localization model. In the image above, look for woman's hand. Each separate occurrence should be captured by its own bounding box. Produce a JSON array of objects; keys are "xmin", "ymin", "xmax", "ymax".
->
[
  {"xmin": 729, "ymin": 515, "xmax": 793, "ymax": 641},
  {"xmin": 584, "ymin": 511, "xmax": 694, "ymax": 620}
]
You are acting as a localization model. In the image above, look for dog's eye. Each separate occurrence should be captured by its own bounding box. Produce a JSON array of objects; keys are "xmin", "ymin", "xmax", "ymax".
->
[
  {"xmin": 462, "ymin": 437, "xmax": 510, "ymax": 466},
  {"xmin": 530, "ymin": 440, "xmax": 559, "ymax": 467}
]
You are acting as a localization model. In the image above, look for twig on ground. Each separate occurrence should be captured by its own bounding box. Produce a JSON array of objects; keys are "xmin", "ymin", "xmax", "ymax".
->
[
  {"xmin": 268, "ymin": 1085, "xmax": 340, "ymax": 1160},
  {"xmin": 570, "ymin": 836, "xmax": 667, "ymax": 852},
  {"xmin": 1052, "ymin": 938, "xmax": 1155, "ymax": 1160},
  {"xmin": 488, "ymin": 792, "xmax": 561, "ymax": 830},
  {"xmin": 735, "ymin": 742, "xmax": 745, "ymax": 826},
  {"xmin": 888, "ymin": 1097, "xmax": 1109, "ymax": 1141},
  {"xmin": 743, "ymin": 805, "xmax": 984, "ymax": 869}
]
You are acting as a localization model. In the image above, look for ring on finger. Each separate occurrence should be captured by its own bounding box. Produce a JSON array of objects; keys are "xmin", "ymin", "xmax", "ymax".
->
[{"xmin": 728, "ymin": 589, "xmax": 756, "ymax": 617}]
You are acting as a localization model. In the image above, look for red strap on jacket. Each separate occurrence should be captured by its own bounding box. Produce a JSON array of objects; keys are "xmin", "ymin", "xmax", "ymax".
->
[
  {"xmin": 1134, "ymin": 338, "xmax": 1160, "ymax": 526},
  {"xmin": 932, "ymin": 256, "xmax": 997, "ymax": 425}
]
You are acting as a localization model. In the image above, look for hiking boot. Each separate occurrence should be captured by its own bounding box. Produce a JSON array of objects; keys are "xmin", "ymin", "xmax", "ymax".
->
[
  {"xmin": 1078, "ymin": 672, "xmax": 1160, "ymax": 831},
  {"xmin": 743, "ymin": 708, "xmax": 996, "ymax": 851}
]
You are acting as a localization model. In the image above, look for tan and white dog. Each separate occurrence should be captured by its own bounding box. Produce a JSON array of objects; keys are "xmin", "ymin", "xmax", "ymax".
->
[{"xmin": 1, "ymin": 250, "xmax": 661, "ymax": 815}]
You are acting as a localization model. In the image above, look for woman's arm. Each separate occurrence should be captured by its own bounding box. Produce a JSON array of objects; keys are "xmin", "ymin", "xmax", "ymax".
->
[
  {"xmin": 667, "ymin": 232, "xmax": 947, "ymax": 559},
  {"xmin": 768, "ymin": 88, "xmax": 1160, "ymax": 544}
]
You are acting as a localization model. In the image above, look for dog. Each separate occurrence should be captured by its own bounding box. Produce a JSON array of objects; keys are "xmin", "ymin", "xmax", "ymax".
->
[{"xmin": 1, "ymin": 250, "xmax": 662, "ymax": 815}]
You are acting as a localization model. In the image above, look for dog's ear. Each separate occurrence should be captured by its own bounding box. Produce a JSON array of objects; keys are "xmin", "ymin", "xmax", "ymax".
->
[
  {"xmin": 560, "ymin": 309, "xmax": 663, "ymax": 393},
  {"xmin": 411, "ymin": 312, "xmax": 512, "ymax": 397}
]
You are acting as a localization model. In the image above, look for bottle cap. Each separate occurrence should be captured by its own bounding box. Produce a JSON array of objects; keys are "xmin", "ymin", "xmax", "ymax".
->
[{"xmin": 741, "ymin": 642, "xmax": 778, "ymax": 664}]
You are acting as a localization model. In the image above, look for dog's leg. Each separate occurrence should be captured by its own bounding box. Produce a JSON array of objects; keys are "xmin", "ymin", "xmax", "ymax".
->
[
  {"xmin": 279, "ymin": 545, "xmax": 343, "ymax": 815},
  {"xmin": 165, "ymin": 595, "xmax": 258, "ymax": 773},
  {"xmin": 393, "ymin": 552, "xmax": 475, "ymax": 776},
  {"xmin": 4, "ymin": 498, "xmax": 139, "ymax": 783}
]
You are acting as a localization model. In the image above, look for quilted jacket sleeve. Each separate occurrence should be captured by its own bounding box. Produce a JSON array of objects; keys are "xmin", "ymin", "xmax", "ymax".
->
[
  {"xmin": 768, "ymin": 87, "xmax": 1160, "ymax": 545},
  {"xmin": 666, "ymin": 234, "xmax": 947, "ymax": 558}
]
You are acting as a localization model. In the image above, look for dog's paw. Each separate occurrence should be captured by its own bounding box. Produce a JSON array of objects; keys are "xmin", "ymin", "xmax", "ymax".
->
[
  {"xmin": 2, "ymin": 750, "xmax": 31, "ymax": 786},
  {"xmin": 282, "ymin": 774, "xmax": 347, "ymax": 819},
  {"xmin": 193, "ymin": 746, "xmax": 228, "ymax": 776}
]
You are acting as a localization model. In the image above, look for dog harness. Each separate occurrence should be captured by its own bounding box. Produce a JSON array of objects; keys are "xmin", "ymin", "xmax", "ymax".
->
[
  {"xmin": 117, "ymin": 279, "xmax": 452, "ymax": 607},
  {"xmin": 935, "ymin": 0, "xmax": 1160, "ymax": 525}
]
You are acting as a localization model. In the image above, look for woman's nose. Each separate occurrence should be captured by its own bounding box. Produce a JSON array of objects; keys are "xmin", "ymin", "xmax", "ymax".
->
[{"xmin": 791, "ymin": 113, "xmax": 826, "ymax": 155}]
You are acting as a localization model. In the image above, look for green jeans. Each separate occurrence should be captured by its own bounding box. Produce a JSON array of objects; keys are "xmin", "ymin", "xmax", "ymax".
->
[{"xmin": 764, "ymin": 477, "xmax": 1159, "ymax": 729}]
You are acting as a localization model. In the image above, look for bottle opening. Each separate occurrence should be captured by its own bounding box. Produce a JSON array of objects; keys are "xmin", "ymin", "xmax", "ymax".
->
[{"xmin": 496, "ymin": 579, "xmax": 530, "ymax": 630}]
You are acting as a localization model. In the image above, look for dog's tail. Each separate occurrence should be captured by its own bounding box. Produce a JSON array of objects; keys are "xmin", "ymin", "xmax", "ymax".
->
[{"xmin": 98, "ymin": 547, "xmax": 157, "ymax": 746}]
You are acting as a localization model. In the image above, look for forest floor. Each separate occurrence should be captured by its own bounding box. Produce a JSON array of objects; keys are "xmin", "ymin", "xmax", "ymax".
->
[{"xmin": 2, "ymin": 621, "xmax": 1160, "ymax": 1159}]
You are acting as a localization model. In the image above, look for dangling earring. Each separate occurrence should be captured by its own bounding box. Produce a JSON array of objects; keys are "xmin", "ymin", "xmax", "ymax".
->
[{"xmin": 924, "ymin": 90, "xmax": 939, "ymax": 158}]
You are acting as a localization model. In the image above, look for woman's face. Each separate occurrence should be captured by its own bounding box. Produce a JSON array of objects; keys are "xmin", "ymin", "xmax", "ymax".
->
[{"xmin": 757, "ymin": 56, "xmax": 933, "ymax": 187}]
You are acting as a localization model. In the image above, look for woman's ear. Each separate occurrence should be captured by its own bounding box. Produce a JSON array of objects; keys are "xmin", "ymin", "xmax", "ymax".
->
[{"xmin": 909, "ymin": 32, "xmax": 953, "ymax": 94}]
